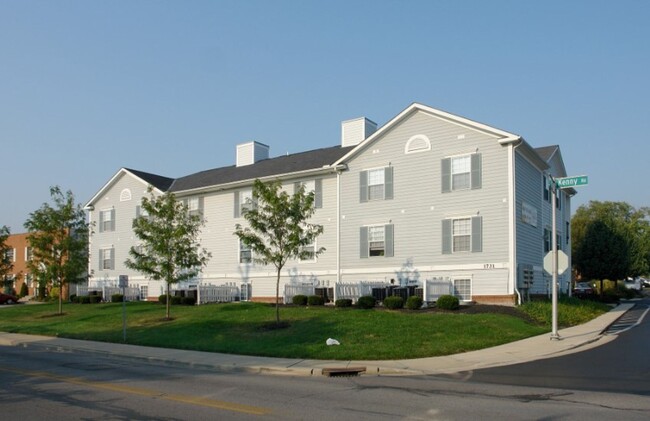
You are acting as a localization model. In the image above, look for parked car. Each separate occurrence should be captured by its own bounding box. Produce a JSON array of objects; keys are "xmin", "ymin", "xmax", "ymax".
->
[
  {"xmin": 624, "ymin": 277, "xmax": 642, "ymax": 291},
  {"xmin": 0, "ymin": 293, "xmax": 19, "ymax": 304},
  {"xmin": 639, "ymin": 277, "xmax": 650, "ymax": 288},
  {"xmin": 572, "ymin": 282, "xmax": 595, "ymax": 297}
]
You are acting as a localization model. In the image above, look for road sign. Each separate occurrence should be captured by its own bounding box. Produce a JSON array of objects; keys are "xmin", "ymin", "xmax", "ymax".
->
[
  {"xmin": 555, "ymin": 175, "xmax": 588, "ymax": 189},
  {"xmin": 118, "ymin": 275, "xmax": 129, "ymax": 288},
  {"xmin": 544, "ymin": 250, "xmax": 569, "ymax": 275}
]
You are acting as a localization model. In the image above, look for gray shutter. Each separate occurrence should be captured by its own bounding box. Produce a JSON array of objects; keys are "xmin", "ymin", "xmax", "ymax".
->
[
  {"xmin": 441, "ymin": 158, "xmax": 451, "ymax": 193},
  {"xmin": 314, "ymin": 179, "xmax": 322, "ymax": 209},
  {"xmin": 136, "ymin": 206, "xmax": 141, "ymax": 219},
  {"xmin": 442, "ymin": 219, "xmax": 452, "ymax": 254},
  {"xmin": 384, "ymin": 224, "xmax": 394, "ymax": 257},
  {"xmin": 98, "ymin": 211, "xmax": 104, "ymax": 233},
  {"xmin": 98, "ymin": 249, "xmax": 104, "ymax": 270},
  {"xmin": 384, "ymin": 167, "xmax": 393, "ymax": 200},
  {"xmin": 110, "ymin": 248, "xmax": 115, "ymax": 270},
  {"xmin": 471, "ymin": 216, "xmax": 482, "ymax": 253},
  {"xmin": 198, "ymin": 197, "xmax": 204, "ymax": 216},
  {"xmin": 234, "ymin": 192, "xmax": 240, "ymax": 218},
  {"xmin": 359, "ymin": 171, "xmax": 368, "ymax": 202},
  {"xmin": 293, "ymin": 182, "xmax": 300, "ymax": 195},
  {"xmin": 360, "ymin": 226, "xmax": 369, "ymax": 258},
  {"xmin": 471, "ymin": 153, "xmax": 482, "ymax": 189}
]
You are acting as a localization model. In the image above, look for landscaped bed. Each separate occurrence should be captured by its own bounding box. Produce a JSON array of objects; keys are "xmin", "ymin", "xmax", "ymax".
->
[{"xmin": 0, "ymin": 298, "xmax": 608, "ymax": 360}]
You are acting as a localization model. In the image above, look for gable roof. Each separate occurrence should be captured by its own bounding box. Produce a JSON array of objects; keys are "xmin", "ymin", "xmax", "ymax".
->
[
  {"xmin": 84, "ymin": 168, "xmax": 174, "ymax": 209},
  {"xmin": 334, "ymin": 102, "xmax": 522, "ymax": 166},
  {"xmin": 169, "ymin": 145, "xmax": 353, "ymax": 194},
  {"xmin": 124, "ymin": 168, "xmax": 175, "ymax": 191}
]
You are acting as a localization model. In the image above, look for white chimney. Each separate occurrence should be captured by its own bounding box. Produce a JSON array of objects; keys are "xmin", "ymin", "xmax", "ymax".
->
[
  {"xmin": 341, "ymin": 117, "xmax": 377, "ymax": 147},
  {"xmin": 236, "ymin": 141, "xmax": 270, "ymax": 167}
]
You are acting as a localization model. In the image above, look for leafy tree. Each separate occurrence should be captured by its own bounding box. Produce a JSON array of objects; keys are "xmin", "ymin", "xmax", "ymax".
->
[
  {"xmin": 0, "ymin": 225, "xmax": 14, "ymax": 293},
  {"xmin": 234, "ymin": 179, "xmax": 325, "ymax": 325},
  {"xmin": 24, "ymin": 187, "xmax": 90, "ymax": 314},
  {"xmin": 125, "ymin": 187, "xmax": 211, "ymax": 320},
  {"xmin": 574, "ymin": 220, "xmax": 629, "ymax": 297},
  {"xmin": 572, "ymin": 201, "xmax": 650, "ymax": 284}
]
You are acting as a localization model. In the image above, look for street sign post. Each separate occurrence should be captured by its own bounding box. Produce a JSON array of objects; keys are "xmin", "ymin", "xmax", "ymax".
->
[
  {"xmin": 549, "ymin": 174, "xmax": 588, "ymax": 341},
  {"xmin": 119, "ymin": 275, "xmax": 128, "ymax": 342}
]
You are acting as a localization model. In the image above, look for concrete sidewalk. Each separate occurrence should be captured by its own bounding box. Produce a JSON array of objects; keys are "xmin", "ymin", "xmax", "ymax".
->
[{"xmin": 0, "ymin": 303, "xmax": 634, "ymax": 377}]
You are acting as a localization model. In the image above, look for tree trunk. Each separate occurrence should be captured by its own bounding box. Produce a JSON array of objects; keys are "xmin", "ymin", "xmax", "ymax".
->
[
  {"xmin": 58, "ymin": 284, "xmax": 63, "ymax": 315},
  {"xmin": 275, "ymin": 269, "xmax": 281, "ymax": 325},
  {"xmin": 166, "ymin": 280, "xmax": 171, "ymax": 320}
]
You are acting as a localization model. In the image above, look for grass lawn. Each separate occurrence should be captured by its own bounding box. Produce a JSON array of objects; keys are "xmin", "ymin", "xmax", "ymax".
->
[{"xmin": 0, "ymin": 299, "xmax": 605, "ymax": 360}]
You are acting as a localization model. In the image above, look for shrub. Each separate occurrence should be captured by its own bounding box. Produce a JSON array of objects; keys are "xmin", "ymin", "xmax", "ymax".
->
[
  {"xmin": 182, "ymin": 296, "xmax": 196, "ymax": 306},
  {"xmin": 159, "ymin": 294, "xmax": 167, "ymax": 304},
  {"xmin": 111, "ymin": 294, "xmax": 124, "ymax": 303},
  {"xmin": 357, "ymin": 295, "xmax": 376, "ymax": 309},
  {"xmin": 50, "ymin": 287, "xmax": 60, "ymax": 300},
  {"xmin": 292, "ymin": 295, "xmax": 308, "ymax": 306},
  {"xmin": 171, "ymin": 296, "xmax": 183, "ymax": 305},
  {"xmin": 79, "ymin": 296, "xmax": 91, "ymax": 304},
  {"xmin": 19, "ymin": 283, "xmax": 28, "ymax": 298},
  {"xmin": 406, "ymin": 296, "xmax": 423, "ymax": 310},
  {"xmin": 436, "ymin": 295, "xmax": 460, "ymax": 310},
  {"xmin": 307, "ymin": 295, "xmax": 325, "ymax": 306},
  {"xmin": 335, "ymin": 298, "xmax": 353, "ymax": 308},
  {"xmin": 383, "ymin": 296, "xmax": 404, "ymax": 310},
  {"xmin": 89, "ymin": 295, "xmax": 102, "ymax": 304},
  {"xmin": 69, "ymin": 294, "xmax": 77, "ymax": 303}
]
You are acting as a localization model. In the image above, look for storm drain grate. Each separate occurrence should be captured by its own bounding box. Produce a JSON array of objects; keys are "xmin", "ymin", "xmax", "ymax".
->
[{"xmin": 322, "ymin": 367, "xmax": 366, "ymax": 377}]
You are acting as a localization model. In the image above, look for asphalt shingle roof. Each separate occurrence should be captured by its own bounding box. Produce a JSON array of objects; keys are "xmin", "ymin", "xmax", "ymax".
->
[
  {"xmin": 125, "ymin": 168, "xmax": 175, "ymax": 192},
  {"xmin": 168, "ymin": 145, "xmax": 354, "ymax": 192}
]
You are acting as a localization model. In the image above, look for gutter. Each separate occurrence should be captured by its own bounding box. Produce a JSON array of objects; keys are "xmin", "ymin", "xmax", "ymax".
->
[{"xmin": 510, "ymin": 139, "xmax": 523, "ymax": 305}]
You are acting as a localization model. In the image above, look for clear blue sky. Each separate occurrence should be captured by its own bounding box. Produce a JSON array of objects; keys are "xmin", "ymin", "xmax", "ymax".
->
[{"xmin": 2, "ymin": 0, "xmax": 648, "ymax": 232}]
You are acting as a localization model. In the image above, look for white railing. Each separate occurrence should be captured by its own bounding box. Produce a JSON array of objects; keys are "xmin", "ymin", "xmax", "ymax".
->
[
  {"xmin": 104, "ymin": 287, "xmax": 141, "ymax": 302},
  {"xmin": 425, "ymin": 278, "xmax": 452, "ymax": 302},
  {"xmin": 284, "ymin": 284, "xmax": 316, "ymax": 303},
  {"xmin": 197, "ymin": 285, "xmax": 240, "ymax": 305},
  {"xmin": 335, "ymin": 281, "xmax": 391, "ymax": 301}
]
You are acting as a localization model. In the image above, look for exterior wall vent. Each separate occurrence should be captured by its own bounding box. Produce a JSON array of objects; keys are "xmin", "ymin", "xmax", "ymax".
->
[
  {"xmin": 341, "ymin": 117, "xmax": 377, "ymax": 147},
  {"xmin": 236, "ymin": 141, "xmax": 270, "ymax": 167}
]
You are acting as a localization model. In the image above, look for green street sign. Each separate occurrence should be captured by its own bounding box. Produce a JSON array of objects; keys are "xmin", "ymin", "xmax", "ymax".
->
[{"xmin": 555, "ymin": 175, "xmax": 588, "ymax": 189}]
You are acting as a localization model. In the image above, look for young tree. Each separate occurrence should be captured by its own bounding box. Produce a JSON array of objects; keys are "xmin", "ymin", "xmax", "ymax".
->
[
  {"xmin": 125, "ymin": 187, "xmax": 211, "ymax": 320},
  {"xmin": 0, "ymin": 225, "xmax": 14, "ymax": 293},
  {"xmin": 24, "ymin": 187, "xmax": 90, "ymax": 314},
  {"xmin": 234, "ymin": 179, "xmax": 325, "ymax": 325}
]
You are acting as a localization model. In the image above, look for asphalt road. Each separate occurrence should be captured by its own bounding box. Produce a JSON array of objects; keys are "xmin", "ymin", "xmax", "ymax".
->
[
  {"xmin": 441, "ymin": 297, "xmax": 650, "ymax": 396},
  {"xmin": 1, "ymin": 341, "xmax": 648, "ymax": 420}
]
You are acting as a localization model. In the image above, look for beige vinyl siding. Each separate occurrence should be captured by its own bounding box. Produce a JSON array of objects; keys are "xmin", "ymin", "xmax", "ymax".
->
[
  {"xmin": 515, "ymin": 152, "xmax": 543, "ymax": 266},
  {"xmin": 90, "ymin": 173, "xmax": 154, "ymax": 283},
  {"xmin": 340, "ymin": 109, "xmax": 511, "ymax": 287},
  {"xmin": 197, "ymin": 173, "xmax": 339, "ymax": 292}
]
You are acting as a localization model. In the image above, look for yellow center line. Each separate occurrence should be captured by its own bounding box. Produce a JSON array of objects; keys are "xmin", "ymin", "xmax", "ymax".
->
[{"xmin": 0, "ymin": 366, "xmax": 272, "ymax": 416}]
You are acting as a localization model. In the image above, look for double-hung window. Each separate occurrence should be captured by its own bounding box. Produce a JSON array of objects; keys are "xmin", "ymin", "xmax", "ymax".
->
[
  {"xmin": 25, "ymin": 247, "xmax": 33, "ymax": 261},
  {"xmin": 300, "ymin": 241, "xmax": 316, "ymax": 262},
  {"xmin": 441, "ymin": 153, "xmax": 481, "ymax": 192},
  {"xmin": 360, "ymin": 224, "xmax": 394, "ymax": 258},
  {"xmin": 5, "ymin": 248, "xmax": 15, "ymax": 262},
  {"xmin": 239, "ymin": 240, "xmax": 252, "ymax": 264},
  {"xmin": 294, "ymin": 179, "xmax": 323, "ymax": 208},
  {"xmin": 234, "ymin": 189, "xmax": 254, "ymax": 217},
  {"xmin": 453, "ymin": 279, "xmax": 472, "ymax": 301},
  {"xmin": 360, "ymin": 167, "xmax": 393, "ymax": 202},
  {"xmin": 99, "ymin": 209, "xmax": 115, "ymax": 232},
  {"xmin": 442, "ymin": 217, "xmax": 482, "ymax": 254},
  {"xmin": 185, "ymin": 197, "xmax": 204, "ymax": 218},
  {"xmin": 98, "ymin": 247, "xmax": 115, "ymax": 270}
]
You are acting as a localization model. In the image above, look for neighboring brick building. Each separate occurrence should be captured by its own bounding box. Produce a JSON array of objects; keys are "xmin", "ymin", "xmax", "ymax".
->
[{"xmin": 3, "ymin": 232, "xmax": 35, "ymax": 296}]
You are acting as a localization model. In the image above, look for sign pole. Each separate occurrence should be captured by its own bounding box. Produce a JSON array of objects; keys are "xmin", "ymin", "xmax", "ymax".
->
[{"xmin": 551, "ymin": 178, "xmax": 560, "ymax": 340}]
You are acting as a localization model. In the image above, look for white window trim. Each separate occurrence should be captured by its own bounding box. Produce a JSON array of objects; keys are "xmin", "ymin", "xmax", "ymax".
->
[
  {"xmin": 239, "ymin": 240, "xmax": 253, "ymax": 265},
  {"xmin": 452, "ymin": 217, "xmax": 472, "ymax": 253},
  {"xmin": 366, "ymin": 167, "xmax": 386, "ymax": 201},
  {"xmin": 451, "ymin": 155, "xmax": 472, "ymax": 191},
  {"xmin": 300, "ymin": 240, "xmax": 317, "ymax": 263},
  {"xmin": 452, "ymin": 277, "xmax": 472, "ymax": 302},
  {"xmin": 367, "ymin": 224, "xmax": 386, "ymax": 257},
  {"xmin": 404, "ymin": 134, "xmax": 431, "ymax": 154}
]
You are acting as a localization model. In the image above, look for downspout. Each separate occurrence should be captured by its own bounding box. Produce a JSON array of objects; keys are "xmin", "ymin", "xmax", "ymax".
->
[
  {"xmin": 510, "ymin": 140, "xmax": 523, "ymax": 305},
  {"xmin": 336, "ymin": 168, "xmax": 341, "ymax": 301}
]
